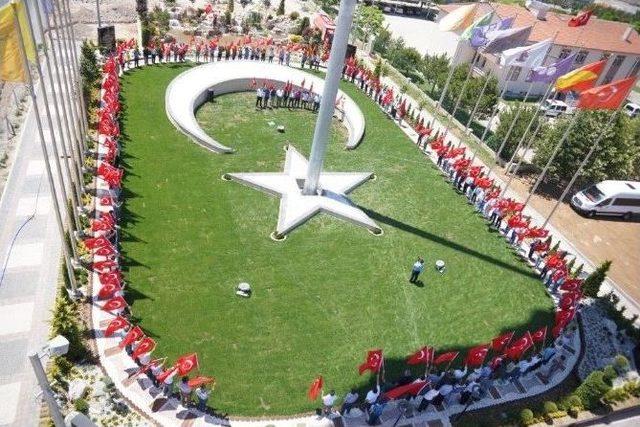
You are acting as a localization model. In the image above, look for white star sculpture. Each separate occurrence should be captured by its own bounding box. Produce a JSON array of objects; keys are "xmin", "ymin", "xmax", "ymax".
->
[{"xmin": 225, "ymin": 145, "xmax": 381, "ymax": 237}]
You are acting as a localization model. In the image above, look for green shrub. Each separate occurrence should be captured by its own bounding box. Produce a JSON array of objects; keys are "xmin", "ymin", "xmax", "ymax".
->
[
  {"xmin": 520, "ymin": 408, "xmax": 534, "ymax": 425},
  {"xmin": 614, "ymin": 355, "xmax": 630, "ymax": 371},
  {"xmin": 623, "ymin": 380, "xmax": 640, "ymax": 397},
  {"xmin": 567, "ymin": 394, "xmax": 582, "ymax": 408},
  {"xmin": 583, "ymin": 260, "xmax": 611, "ymax": 297},
  {"xmin": 50, "ymin": 278, "xmax": 89, "ymax": 362},
  {"xmin": 603, "ymin": 387, "xmax": 630, "ymax": 404},
  {"xmin": 568, "ymin": 407, "xmax": 580, "ymax": 418},
  {"xmin": 543, "ymin": 401, "xmax": 558, "ymax": 414},
  {"xmin": 603, "ymin": 365, "xmax": 618, "ymax": 383},
  {"xmin": 74, "ymin": 398, "xmax": 89, "ymax": 414},
  {"xmin": 574, "ymin": 371, "xmax": 613, "ymax": 409},
  {"xmin": 289, "ymin": 11, "xmax": 299, "ymax": 20}
]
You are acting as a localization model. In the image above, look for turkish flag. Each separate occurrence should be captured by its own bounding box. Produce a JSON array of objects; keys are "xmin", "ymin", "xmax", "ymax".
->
[
  {"xmin": 531, "ymin": 326, "xmax": 548, "ymax": 343},
  {"xmin": 204, "ymin": 3, "xmax": 213, "ymax": 14},
  {"xmin": 156, "ymin": 366, "xmax": 178, "ymax": 384},
  {"xmin": 505, "ymin": 332, "xmax": 533, "ymax": 360},
  {"xmin": 99, "ymin": 272, "xmax": 122, "ymax": 286},
  {"xmin": 98, "ymin": 282, "xmax": 122, "ymax": 300},
  {"xmin": 358, "ymin": 349, "xmax": 384, "ymax": 375},
  {"xmin": 383, "ymin": 380, "xmax": 428, "ymax": 400},
  {"xmin": 568, "ymin": 10, "xmax": 593, "ymax": 27},
  {"xmin": 189, "ymin": 376, "xmax": 215, "ymax": 388},
  {"xmin": 175, "ymin": 353, "xmax": 199, "ymax": 376},
  {"xmin": 552, "ymin": 324, "xmax": 564, "ymax": 338},
  {"xmin": 95, "ymin": 244, "xmax": 118, "ymax": 257},
  {"xmin": 92, "ymin": 260, "xmax": 118, "ymax": 273},
  {"xmin": 555, "ymin": 307, "xmax": 576, "ymax": 328},
  {"xmin": 560, "ymin": 291, "xmax": 581, "ymax": 310},
  {"xmin": 102, "ymin": 296, "xmax": 128, "ymax": 313},
  {"xmin": 491, "ymin": 332, "xmax": 514, "ymax": 352},
  {"xmin": 560, "ymin": 279, "xmax": 583, "ymax": 292},
  {"xmin": 119, "ymin": 326, "xmax": 143, "ymax": 349},
  {"xmin": 104, "ymin": 316, "xmax": 129, "ymax": 337},
  {"xmin": 465, "ymin": 344, "xmax": 489, "ymax": 367},
  {"xmin": 407, "ymin": 346, "xmax": 433, "ymax": 365},
  {"xmin": 132, "ymin": 337, "xmax": 156, "ymax": 359},
  {"xmin": 577, "ymin": 77, "xmax": 637, "ymax": 110},
  {"xmin": 433, "ymin": 351, "xmax": 459, "ymax": 365},
  {"xmin": 83, "ymin": 237, "xmax": 110, "ymax": 250},
  {"xmin": 307, "ymin": 376, "xmax": 323, "ymax": 401}
]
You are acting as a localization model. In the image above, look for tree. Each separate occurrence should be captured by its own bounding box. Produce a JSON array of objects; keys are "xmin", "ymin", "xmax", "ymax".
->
[
  {"xmin": 277, "ymin": 0, "xmax": 285, "ymax": 15},
  {"xmin": 352, "ymin": 5, "xmax": 384, "ymax": 43},
  {"xmin": 582, "ymin": 260, "xmax": 612, "ymax": 298},
  {"xmin": 373, "ymin": 58, "xmax": 383, "ymax": 79},
  {"xmin": 228, "ymin": 0, "xmax": 234, "ymax": 13},
  {"xmin": 422, "ymin": 53, "xmax": 450, "ymax": 94},
  {"xmin": 298, "ymin": 16, "xmax": 310, "ymax": 35},
  {"xmin": 372, "ymin": 27, "xmax": 392, "ymax": 56},
  {"xmin": 533, "ymin": 111, "xmax": 640, "ymax": 183},
  {"xmin": 486, "ymin": 106, "xmax": 544, "ymax": 162}
]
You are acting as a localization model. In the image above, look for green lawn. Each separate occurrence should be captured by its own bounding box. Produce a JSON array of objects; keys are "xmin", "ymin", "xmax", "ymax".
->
[{"xmin": 118, "ymin": 63, "xmax": 554, "ymax": 416}]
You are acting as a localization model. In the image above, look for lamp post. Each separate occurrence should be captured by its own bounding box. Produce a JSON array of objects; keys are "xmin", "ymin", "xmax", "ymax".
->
[{"xmin": 29, "ymin": 335, "xmax": 70, "ymax": 427}]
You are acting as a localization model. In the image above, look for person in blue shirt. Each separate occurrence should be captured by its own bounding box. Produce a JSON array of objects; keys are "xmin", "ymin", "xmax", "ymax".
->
[{"xmin": 410, "ymin": 257, "xmax": 425, "ymax": 283}]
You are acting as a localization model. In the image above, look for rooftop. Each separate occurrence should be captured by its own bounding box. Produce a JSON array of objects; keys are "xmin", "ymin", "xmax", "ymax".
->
[{"xmin": 438, "ymin": 2, "xmax": 640, "ymax": 56}]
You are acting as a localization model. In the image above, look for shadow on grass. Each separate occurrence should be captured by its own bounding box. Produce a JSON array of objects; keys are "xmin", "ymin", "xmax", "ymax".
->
[{"xmin": 359, "ymin": 206, "xmax": 538, "ymax": 280}]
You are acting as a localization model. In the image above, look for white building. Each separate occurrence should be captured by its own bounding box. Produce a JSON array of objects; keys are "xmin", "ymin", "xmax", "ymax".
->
[{"xmin": 437, "ymin": 2, "xmax": 640, "ymax": 98}]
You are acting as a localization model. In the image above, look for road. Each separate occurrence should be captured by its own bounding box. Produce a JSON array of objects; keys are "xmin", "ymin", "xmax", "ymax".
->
[{"xmin": 0, "ymin": 53, "xmax": 71, "ymax": 426}]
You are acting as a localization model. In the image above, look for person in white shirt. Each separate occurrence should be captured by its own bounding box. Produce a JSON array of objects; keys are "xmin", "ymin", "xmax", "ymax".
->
[
  {"xmin": 196, "ymin": 385, "xmax": 210, "ymax": 412},
  {"xmin": 364, "ymin": 386, "xmax": 379, "ymax": 413},
  {"xmin": 341, "ymin": 388, "xmax": 359, "ymax": 415},
  {"xmin": 276, "ymin": 88, "xmax": 284, "ymax": 108},
  {"xmin": 453, "ymin": 365, "xmax": 468, "ymax": 381},
  {"xmin": 409, "ymin": 257, "xmax": 425, "ymax": 283},
  {"xmin": 150, "ymin": 363, "xmax": 163, "ymax": 387},
  {"xmin": 255, "ymin": 87, "xmax": 263, "ymax": 109},
  {"xmin": 178, "ymin": 376, "xmax": 192, "ymax": 407},
  {"xmin": 322, "ymin": 390, "xmax": 336, "ymax": 415}
]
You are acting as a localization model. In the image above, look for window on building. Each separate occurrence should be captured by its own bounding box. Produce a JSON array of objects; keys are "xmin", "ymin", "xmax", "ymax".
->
[
  {"xmin": 602, "ymin": 55, "xmax": 626, "ymax": 84},
  {"xmin": 510, "ymin": 66, "xmax": 521, "ymax": 81},
  {"xmin": 558, "ymin": 48, "xmax": 572, "ymax": 59},
  {"xmin": 627, "ymin": 57, "xmax": 640, "ymax": 78},
  {"xmin": 574, "ymin": 50, "xmax": 589, "ymax": 65}
]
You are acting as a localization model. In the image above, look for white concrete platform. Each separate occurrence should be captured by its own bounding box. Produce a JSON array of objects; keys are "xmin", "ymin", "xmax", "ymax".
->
[{"xmin": 164, "ymin": 61, "xmax": 366, "ymax": 153}]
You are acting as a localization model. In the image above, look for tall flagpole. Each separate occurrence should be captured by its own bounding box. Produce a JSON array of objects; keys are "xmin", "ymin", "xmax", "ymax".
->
[
  {"xmin": 49, "ymin": 0, "xmax": 85, "ymax": 188},
  {"xmin": 488, "ymin": 80, "xmax": 535, "ymax": 173},
  {"xmin": 474, "ymin": 68, "xmax": 512, "ymax": 160},
  {"xmin": 524, "ymin": 110, "xmax": 583, "ymax": 206},
  {"xmin": 302, "ymin": 0, "xmax": 357, "ymax": 195},
  {"xmin": 61, "ymin": 0, "xmax": 89, "ymax": 140},
  {"xmin": 36, "ymin": 0, "xmax": 85, "ymax": 201},
  {"xmin": 11, "ymin": 0, "xmax": 78, "ymax": 293},
  {"xmin": 501, "ymin": 118, "xmax": 544, "ymax": 196},
  {"xmin": 437, "ymin": 41, "xmax": 462, "ymax": 108},
  {"xmin": 451, "ymin": 50, "xmax": 479, "ymax": 119},
  {"xmin": 503, "ymin": 84, "xmax": 553, "ymax": 173},
  {"xmin": 51, "ymin": 0, "xmax": 86, "ymax": 165},
  {"xmin": 465, "ymin": 69, "xmax": 492, "ymax": 132},
  {"xmin": 25, "ymin": 1, "xmax": 82, "ymax": 231},
  {"xmin": 542, "ymin": 110, "xmax": 619, "ymax": 228}
]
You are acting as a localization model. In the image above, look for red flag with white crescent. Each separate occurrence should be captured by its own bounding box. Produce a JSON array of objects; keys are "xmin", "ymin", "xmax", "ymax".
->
[
  {"xmin": 175, "ymin": 353, "xmax": 199, "ymax": 376},
  {"xmin": 383, "ymin": 380, "xmax": 429, "ymax": 400},
  {"xmin": 132, "ymin": 337, "xmax": 156, "ymax": 359},
  {"xmin": 156, "ymin": 366, "xmax": 178, "ymax": 383},
  {"xmin": 407, "ymin": 346, "xmax": 433, "ymax": 365},
  {"xmin": 505, "ymin": 331, "xmax": 533, "ymax": 360},
  {"xmin": 189, "ymin": 376, "xmax": 216, "ymax": 388},
  {"xmin": 568, "ymin": 10, "xmax": 593, "ymax": 27},
  {"xmin": 491, "ymin": 332, "xmax": 514, "ymax": 352},
  {"xmin": 433, "ymin": 351, "xmax": 459, "ymax": 365},
  {"xmin": 531, "ymin": 326, "xmax": 548, "ymax": 343},
  {"xmin": 98, "ymin": 282, "xmax": 122, "ymax": 300},
  {"xmin": 560, "ymin": 291, "xmax": 581, "ymax": 310},
  {"xmin": 465, "ymin": 344, "xmax": 490, "ymax": 367},
  {"xmin": 119, "ymin": 326, "xmax": 143, "ymax": 349},
  {"xmin": 104, "ymin": 316, "xmax": 129, "ymax": 337},
  {"xmin": 358, "ymin": 349, "xmax": 383, "ymax": 375},
  {"xmin": 102, "ymin": 296, "xmax": 128, "ymax": 313}
]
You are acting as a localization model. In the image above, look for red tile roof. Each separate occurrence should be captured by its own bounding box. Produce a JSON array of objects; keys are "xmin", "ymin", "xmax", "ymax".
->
[{"xmin": 438, "ymin": 2, "xmax": 640, "ymax": 55}]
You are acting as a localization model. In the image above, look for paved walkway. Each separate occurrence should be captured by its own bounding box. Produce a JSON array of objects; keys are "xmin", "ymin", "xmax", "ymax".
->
[
  {"xmin": 90, "ymin": 59, "xmax": 583, "ymax": 427},
  {"xmin": 0, "ymin": 54, "xmax": 72, "ymax": 425}
]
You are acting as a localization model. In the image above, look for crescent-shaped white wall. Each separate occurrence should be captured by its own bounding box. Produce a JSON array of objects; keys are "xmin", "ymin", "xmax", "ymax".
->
[{"xmin": 165, "ymin": 61, "xmax": 366, "ymax": 154}]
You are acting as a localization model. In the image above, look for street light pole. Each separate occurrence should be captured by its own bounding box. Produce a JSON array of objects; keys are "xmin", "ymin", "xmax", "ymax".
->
[{"xmin": 28, "ymin": 351, "xmax": 66, "ymax": 427}]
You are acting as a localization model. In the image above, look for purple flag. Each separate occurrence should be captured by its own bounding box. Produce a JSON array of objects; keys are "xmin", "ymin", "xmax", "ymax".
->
[
  {"xmin": 530, "ymin": 54, "xmax": 576, "ymax": 83},
  {"xmin": 470, "ymin": 16, "xmax": 515, "ymax": 48}
]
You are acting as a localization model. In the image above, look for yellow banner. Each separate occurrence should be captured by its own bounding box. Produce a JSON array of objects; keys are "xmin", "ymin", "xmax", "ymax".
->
[{"xmin": 0, "ymin": 0, "xmax": 36, "ymax": 82}]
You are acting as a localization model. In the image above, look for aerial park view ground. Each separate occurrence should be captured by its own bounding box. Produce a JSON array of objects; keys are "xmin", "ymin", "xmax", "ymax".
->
[{"xmin": 1, "ymin": 0, "xmax": 640, "ymax": 426}]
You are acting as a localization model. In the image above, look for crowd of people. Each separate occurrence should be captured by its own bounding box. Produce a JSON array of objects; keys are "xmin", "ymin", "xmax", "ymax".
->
[{"xmin": 91, "ymin": 40, "xmax": 588, "ymax": 422}]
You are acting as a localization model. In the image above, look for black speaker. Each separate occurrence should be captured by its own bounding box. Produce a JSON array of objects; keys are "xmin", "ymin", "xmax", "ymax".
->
[{"xmin": 98, "ymin": 26, "xmax": 116, "ymax": 53}]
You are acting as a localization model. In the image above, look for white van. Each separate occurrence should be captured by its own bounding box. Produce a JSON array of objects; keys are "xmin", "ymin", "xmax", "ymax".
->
[
  {"xmin": 623, "ymin": 102, "xmax": 640, "ymax": 118},
  {"xmin": 571, "ymin": 180, "xmax": 640, "ymax": 219},
  {"xmin": 541, "ymin": 100, "xmax": 569, "ymax": 118}
]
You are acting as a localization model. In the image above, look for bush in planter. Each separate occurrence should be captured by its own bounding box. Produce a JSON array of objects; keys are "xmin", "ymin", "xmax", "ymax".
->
[
  {"xmin": 74, "ymin": 398, "xmax": 89, "ymax": 414},
  {"xmin": 603, "ymin": 387, "xmax": 630, "ymax": 404},
  {"xmin": 575, "ymin": 371, "xmax": 613, "ymax": 409},
  {"xmin": 623, "ymin": 380, "xmax": 640, "ymax": 397},
  {"xmin": 520, "ymin": 408, "xmax": 534, "ymax": 426},
  {"xmin": 289, "ymin": 11, "xmax": 299, "ymax": 20},
  {"xmin": 543, "ymin": 401, "xmax": 558, "ymax": 415},
  {"xmin": 568, "ymin": 406, "xmax": 580, "ymax": 418},
  {"xmin": 583, "ymin": 260, "xmax": 612, "ymax": 297}
]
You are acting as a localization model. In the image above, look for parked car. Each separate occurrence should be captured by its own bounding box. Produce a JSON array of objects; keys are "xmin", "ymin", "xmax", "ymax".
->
[
  {"xmin": 623, "ymin": 102, "xmax": 640, "ymax": 118},
  {"xmin": 571, "ymin": 180, "xmax": 640, "ymax": 219},
  {"xmin": 541, "ymin": 99, "xmax": 569, "ymax": 117}
]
